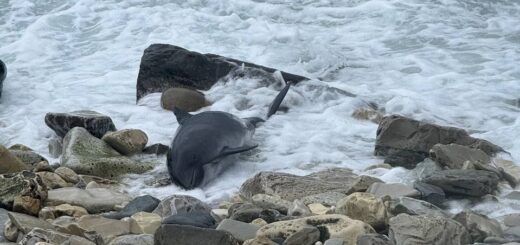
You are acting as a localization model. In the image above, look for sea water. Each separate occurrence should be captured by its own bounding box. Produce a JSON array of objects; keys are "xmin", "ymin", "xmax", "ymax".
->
[{"xmin": 0, "ymin": 0, "xmax": 519, "ymax": 217}]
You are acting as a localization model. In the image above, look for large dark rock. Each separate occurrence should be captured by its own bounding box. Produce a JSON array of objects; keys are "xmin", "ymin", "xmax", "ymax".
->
[
  {"xmin": 0, "ymin": 59, "xmax": 5, "ymax": 99},
  {"xmin": 162, "ymin": 211, "xmax": 216, "ymax": 228},
  {"xmin": 374, "ymin": 115, "xmax": 503, "ymax": 168},
  {"xmin": 104, "ymin": 195, "xmax": 160, "ymax": 220},
  {"xmin": 136, "ymin": 44, "xmax": 308, "ymax": 101},
  {"xmin": 413, "ymin": 181, "xmax": 446, "ymax": 207},
  {"xmin": 422, "ymin": 170, "xmax": 500, "ymax": 197},
  {"xmin": 45, "ymin": 110, "xmax": 116, "ymax": 138},
  {"xmin": 154, "ymin": 224, "xmax": 239, "ymax": 245}
]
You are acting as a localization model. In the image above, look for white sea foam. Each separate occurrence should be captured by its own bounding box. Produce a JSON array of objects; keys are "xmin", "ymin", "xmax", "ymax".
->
[{"xmin": 1, "ymin": 0, "xmax": 519, "ymax": 215}]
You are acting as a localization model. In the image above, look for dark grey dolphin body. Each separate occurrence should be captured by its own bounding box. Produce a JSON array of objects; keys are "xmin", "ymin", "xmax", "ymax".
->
[
  {"xmin": 0, "ymin": 60, "xmax": 6, "ymax": 99},
  {"xmin": 167, "ymin": 82, "xmax": 291, "ymax": 189}
]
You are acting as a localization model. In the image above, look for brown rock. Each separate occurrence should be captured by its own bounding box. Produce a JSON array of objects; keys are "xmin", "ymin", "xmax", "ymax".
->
[
  {"xmin": 161, "ymin": 87, "xmax": 209, "ymax": 112},
  {"xmin": 102, "ymin": 129, "xmax": 148, "ymax": 155},
  {"xmin": 13, "ymin": 196, "xmax": 41, "ymax": 216},
  {"xmin": 335, "ymin": 192, "xmax": 387, "ymax": 229},
  {"xmin": 0, "ymin": 144, "xmax": 27, "ymax": 174}
]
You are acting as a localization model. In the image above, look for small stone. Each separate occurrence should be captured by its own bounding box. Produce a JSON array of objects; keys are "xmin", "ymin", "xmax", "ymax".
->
[
  {"xmin": 216, "ymin": 219, "xmax": 259, "ymax": 242},
  {"xmin": 335, "ymin": 192, "xmax": 387, "ymax": 229},
  {"xmin": 54, "ymin": 167, "xmax": 80, "ymax": 184},
  {"xmin": 160, "ymin": 87, "xmax": 208, "ymax": 112},
  {"xmin": 33, "ymin": 161, "xmax": 53, "ymax": 172},
  {"xmin": 288, "ymin": 199, "xmax": 311, "ymax": 216},
  {"xmin": 102, "ymin": 129, "xmax": 148, "ymax": 155},
  {"xmin": 366, "ymin": 182, "xmax": 420, "ymax": 199},
  {"xmin": 0, "ymin": 144, "xmax": 27, "ymax": 174},
  {"xmin": 48, "ymin": 138, "xmax": 63, "ymax": 158},
  {"xmin": 13, "ymin": 196, "xmax": 41, "ymax": 216},
  {"xmin": 129, "ymin": 212, "xmax": 161, "ymax": 234},
  {"xmin": 252, "ymin": 194, "xmax": 292, "ymax": 214},
  {"xmin": 251, "ymin": 218, "xmax": 268, "ymax": 227},
  {"xmin": 283, "ymin": 226, "xmax": 320, "ymax": 245},
  {"xmin": 37, "ymin": 171, "xmax": 71, "ymax": 189},
  {"xmin": 3, "ymin": 220, "xmax": 18, "ymax": 242},
  {"xmin": 308, "ymin": 203, "xmax": 330, "ymax": 215}
]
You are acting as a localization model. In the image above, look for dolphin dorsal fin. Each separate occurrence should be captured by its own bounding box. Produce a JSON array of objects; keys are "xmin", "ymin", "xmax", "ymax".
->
[{"xmin": 173, "ymin": 107, "xmax": 192, "ymax": 125}]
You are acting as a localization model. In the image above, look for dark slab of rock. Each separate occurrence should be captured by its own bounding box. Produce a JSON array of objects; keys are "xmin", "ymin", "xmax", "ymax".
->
[
  {"xmin": 413, "ymin": 181, "xmax": 446, "ymax": 207},
  {"xmin": 154, "ymin": 224, "xmax": 239, "ymax": 245},
  {"xmin": 240, "ymin": 168, "xmax": 382, "ymax": 201},
  {"xmin": 453, "ymin": 210, "xmax": 503, "ymax": 243},
  {"xmin": 104, "ymin": 195, "xmax": 160, "ymax": 220},
  {"xmin": 374, "ymin": 115, "xmax": 503, "ymax": 168},
  {"xmin": 162, "ymin": 211, "xmax": 216, "ymax": 228},
  {"xmin": 136, "ymin": 44, "xmax": 308, "ymax": 101},
  {"xmin": 0, "ymin": 171, "xmax": 47, "ymax": 210},
  {"xmin": 429, "ymin": 143, "xmax": 490, "ymax": 169},
  {"xmin": 228, "ymin": 203, "xmax": 282, "ymax": 223},
  {"xmin": 386, "ymin": 197, "xmax": 448, "ymax": 218},
  {"xmin": 423, "ymin": 170, "xmax": 500, "ymax": 197},
  {"xmin": 45, "ymin": 110, "xmax": 116, "ymax": 138},
  {"xmin": 0, "ymin": 59, "xmax": 5, "ymax": 99},
  {"xmin": 142, "ymin": 143, "xmax": 169, "ymax": 155}
]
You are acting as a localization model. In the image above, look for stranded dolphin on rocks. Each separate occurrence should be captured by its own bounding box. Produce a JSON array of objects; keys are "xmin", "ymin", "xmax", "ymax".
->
[{"xmin": 167, "ymin": 81, "xmax": 292, "ymax": 189}]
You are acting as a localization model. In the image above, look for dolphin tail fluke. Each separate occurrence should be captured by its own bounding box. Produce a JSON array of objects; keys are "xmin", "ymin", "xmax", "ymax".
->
[
  {"xmin": 267, "ymin": 80, "xmax": 292, "ymax": 119},
  {"xmin": 173, "ymin": 107, "xmax": 192, "ymax": 125}
]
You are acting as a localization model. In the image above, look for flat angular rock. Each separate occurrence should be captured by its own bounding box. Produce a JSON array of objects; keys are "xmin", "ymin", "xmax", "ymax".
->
[
  {"xmin": 386, "ymin": 197, "xmax": 448, "ymax": 217},
  {"xmin": 256, "ymin": 214, "xmax": 374, "ymax": 245},
  {"xmin": 240, "ymin": 169, "xmax": 382, "ymax": 201},
  {"xmin": 0, "ymin": 145, "xmax": 27, "ymax": 174},
  {"xmin": 375, "ymin": 115, "xmax": 502, "ymax": 168},
  {"xmin": 389, "ymin": 214, "xmax": 470, "ymax": 245},
  {"xmin": 422, "ymin": 169, "xmax": 499, "ymax": 197},
  {"xmin": 19, "ymin": 228, "xmax": 95, "ymax": 245},
  {"xmin": 0, "ymin": 171, "xmax": 47, "ymax": 210},
  {"xmin": 7, "ymin": 212, "xmax": 54, "ymax": 234},
  {"xmin": 153, "ymin": 195, "xmax": 211, "ymax": 217},
  {"xmin": 45, "ymin": 110, "xmax": 116, "ymax": 138},
  {"xmin": 61, "ymin": 127, "xmax": 153, "ymax": 178},
  {"xmin": 104, "ymin": 195, "xmax": 160, "ymax": 220},
  {"xmin": 129, "ymin": 212, "xmax": 161, "ymax": 234},
  {"xmin": 45, "ymin": 187, "xmax": 131, "ymax": 213},
  {"xmin": 136, "ymin": 44, "xmax": 308, "ymax": 101},
  {"xmin": 283, "ymin": 226, "xmax": 320, "ymax": 245},
  {"xmin": 108, "ymin": 234, "xmax": 154, "ymax": 245},
  {"xmin": 366, "ymin": 182, "xmax": 420, "ymax": 199},
  {"xmin": 102, "ymin": 129, "xmax": 148, "ymax": 155},
  {"xmin": 413, "ymin": 181, "xmax": 446, "ymax": 207},
  {"xmin": 495, "ymin": 159, "xmax": 520, "ymax": 186},
  {"xmin": 453, "ymin": 210, "xmax": 503, "ymax": 243},
  {"xmin": 503, "ymin": 213, "xmax": 520, "ymax": 227},
  {"xmin": 216, "ymin": 219, "xmax": 259, "ymax": 242},
  {"xmin": 77, "ymin": 215, "xmax": 130, "ymax": 244},
  {"xmin": 335, "ymin": 193, "xmax": 387, "ymax": 229},
  {"xmin": 13, "ymin": 196, "xmax": 41, "ymax": 216},
  {"xmin": 430, "ymin": 143, "xmax": 490, "ymax": 169},
  {"xmin": 36, "ymin": 171, "xmax": 71, "ymax": 189},
  {"xmin": 162, "ymin": 211, "xmax": 216, "ymax": 228},
  {"xmin": 154, "ymin": 224, "xmax": 239, "ymax": 245}
]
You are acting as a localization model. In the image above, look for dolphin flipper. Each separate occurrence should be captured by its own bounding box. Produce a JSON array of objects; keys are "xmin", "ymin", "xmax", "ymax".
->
[
  {"xmin": 267, "ymin": 80, "xmax": 292, "ymax": 118},
  {"xmin": 173, "ymin": 107, "xmax": 192, "ymax": 125},
  {"xmin": 220, "ymin": 144, "xmax": 258, "ymax": 156}
]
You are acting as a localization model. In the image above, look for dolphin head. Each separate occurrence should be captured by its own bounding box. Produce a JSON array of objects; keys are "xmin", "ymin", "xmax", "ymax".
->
[{"xmin": 167, "ymin": 149, "xmax": 205, "ymax": 189}]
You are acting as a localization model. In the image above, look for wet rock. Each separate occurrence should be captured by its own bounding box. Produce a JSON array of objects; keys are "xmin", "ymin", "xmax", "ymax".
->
[
  {"xmin": 256, "ymin": 214, "xmax": 375, "ymax": 245},
  {"xmin": 38, "ymin": 204, "xmax": 88, "ymax": 220},
  {"xmin": 77, "ymin": 215, "xmax": 130, "ymax": 244},
  {"xmin": 104, "ymin": 195, "xmax": 160, "ymax": 220},
  {"xmin": 386, "ymin": 197, "xmax": 448, "ymax": 217},
  {"xmin": 7, "ymin": 212, "xmax": 54, "ymax": 234},
  {"xmin": 0, "ymin": 145, "xmax": 27, "ymax": 174},
  {"xmin": 161, "ymin": 87, "xmax": 209, "ymax": 112},
  {"xmin": 45, "ymin": 187, "xmax": 131, "ymax": 213},
  {"xmin": 0, "ymin": 208, "xmax": 9, "ymax": 242},
  {"xmin": 430, "ymin": 143, "xmax": 490, "ymax": 169},
  {"xmin": 503, "ymin": 213, "xmax": 520, "ymax": 227},
  {"xmin": 54, "ymin": 167, "xmax": 80, "ymax": 184},
  {"xmin": 240, "ymin": 169, "xmax": 382, "ymax": 201},
  {"xmin": 108, "ymin": 234, "xmax": 154, "ymax": 245},
  {"xmin": 252, "ymin": 194, "xmax": 292, "ymax": 214},
  {"xmin": 366, "ymin": 182, "xmax": 420, "ymax": 199},
  {"xmin": 453, "ymin": 210, "xmax": 503, "ymax": 243},
  {"xmin": 211, "ymin": 209, "xmax": 229, "ymax": 222},
  {"xmin": 216, "ymin": 219, "xmax": 259, "ymax": 242},
  {"xmin": 287, "ymin": 199, "xmax": 311, "ymax": 216},
  {"xmin": 352, "ymin": 107, "xmax": 383, "ymax": 123},
  {"xmin": 0, "ymin": 171, "xmax": 47, "ymax": 210},
  {"xmin": 364, "ymin": 164, "xmax": 392, "ymax": 171},
  {"xmin": 129, "ymin": 212, "xmax": 161, "ymax": 234},
  {"xmin": 9, "ymin": 150, "xmax": 47, "ymax": 167},
  {"xmin": 228, "ymin": 203, "xmax": 270, "ymax": 223},
  {"xmin": 142, "ymin": 143, "xmax": 169, "ymax": 155},
  {"xmin": 13, "ymin": 196, "xmax": 41, "ymax": 216},
  {"xmin": 3, "ymin": 220, "xmax": 18, "ymax": 242},
  {"xmin": 33, "ymin": 161, "xmax": 53, "ymax": 172},
  {"xmin": 495, "ymin": 159, "xmax": 520, "ymax": 185},
  {"xmin": 504, "ymin": 226, "xmax": 520, "ymax": 241},
  {"xmin": 48, "ymin": 138, "xmax": 62, "ymax": 158},
  {"xmin": 389, "ymin": 214, "xmax": 469, "ymax": 245},
  {"xmin": 8, "ymin": 144, "xmax": 32, "ymax": 151},
  {"xmin": 375, "ymin": 115, "xmax": 503, "ymax": 168},
  {"xmin": 422, "ymin": 169, "xmax": 499, "ymax": 197},
  {"xmin": 335, "ymin": 192, "xmax": 387, "ymax": 229},
  {"xmin": 152, "ymin": 195, "xmax": 211, "ymax": 217},
  {"xmin": 413, "ymin": 181, "xmax": 446, "ymax": 207},
  {"xmin": 19, "ymin": 228, "xmax": 95, "ymax": 245},
  {"xmin": 61, "ymin": 127, "xmax": 153, "ymax": 178},
  {"xmin": 301, "ymin": 192, "xmax": 347, "ymax": 207},
  {"xmin": 162, "ymin": 211, "xmax": 216, "ymax": 228},
  {"xmin": 45, "ymin": 110, "xmax": 116, "ymax": 138},
  {"xmin": 482, "ymin": 236, "xmax": 510, "ymax": 244},
  {"xmin": 308, "ymin": 203, "xmax": 330, "ymax": 215},
  {"xmin": 154, "ymin": 224, "xmax": 239, "ymax": 245},
  {"xmin": 102, "ymin": 129, "xmax": 148, "ymax": 156},
  {"xmin": 283, "ymin": 226, "xmax": 320, "ymax": 245},
  {"xmin": 136, "ymin": 44, "xmax": 308, "ymax": 101},
  {"xmin": 356, "ymin": 234, "xmax": 392, "ymax": 245},
  {"xmin": 36, "ymin": 171, "xmax": 71, "ymax": 189}
]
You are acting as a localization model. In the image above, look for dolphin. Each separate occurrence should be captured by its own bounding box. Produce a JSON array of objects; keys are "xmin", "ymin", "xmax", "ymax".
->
[
  {"xmin": 167, "ymin": 81, "xmax": 292, "ymax": 189},
  {"xmin": 0, "ymin": 59, "xmax": 6, "ymax": 98}
]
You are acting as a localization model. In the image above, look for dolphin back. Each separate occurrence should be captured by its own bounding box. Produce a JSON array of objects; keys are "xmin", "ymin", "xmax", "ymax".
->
[{"xmin": 266, "ymin": 81, "xmax": 291, "ymax": 119}]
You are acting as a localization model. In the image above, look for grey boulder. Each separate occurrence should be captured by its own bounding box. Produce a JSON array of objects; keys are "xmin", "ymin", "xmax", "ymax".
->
[
  {"xmin": 429, "ymin": 143, "xmax": 490, "ymax": 169},
  {"xmin": 422, "ymin": 169, "xmax": 499, "ymax": 197},
  {"xmin": 45, "ymin": 110, "xmax": 116, "ymax": 138},
  {"xmin": 45, "ymin": 187, "xmax": 131, "ymax": 214}
]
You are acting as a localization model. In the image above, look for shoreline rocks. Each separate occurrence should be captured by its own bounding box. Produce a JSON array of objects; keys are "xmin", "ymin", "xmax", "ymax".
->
[{"xmin": 45, "ymin": 110, "xmax": 116, "ymax": 139}]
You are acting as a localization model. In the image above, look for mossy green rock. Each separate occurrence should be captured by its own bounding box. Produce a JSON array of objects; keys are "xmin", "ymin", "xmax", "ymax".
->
[{"xmin": 61, "ymin": 127, "xmax": 153, "ymax": 178}]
